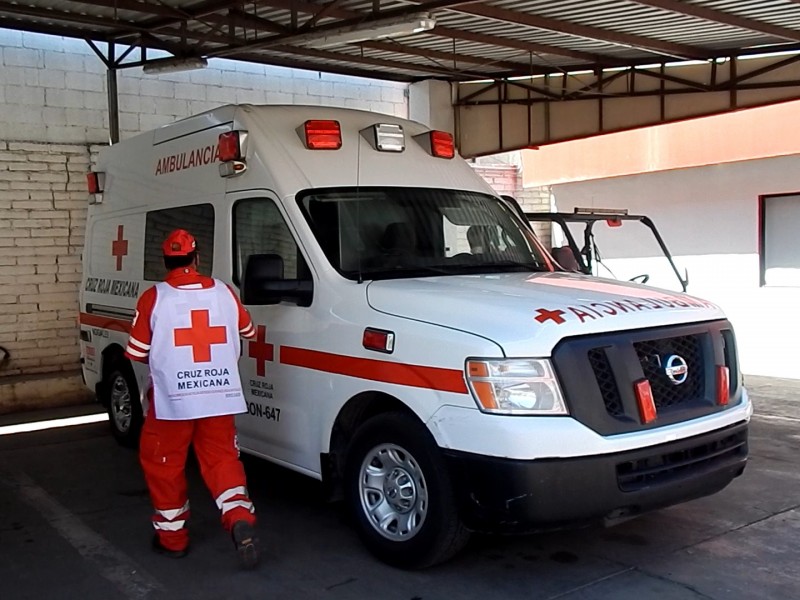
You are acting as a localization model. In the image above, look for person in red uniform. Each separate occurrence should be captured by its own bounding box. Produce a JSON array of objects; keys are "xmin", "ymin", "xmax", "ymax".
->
[{"xmin": 125, "ymin": 228, "xmax": 259, "ymax": 569}]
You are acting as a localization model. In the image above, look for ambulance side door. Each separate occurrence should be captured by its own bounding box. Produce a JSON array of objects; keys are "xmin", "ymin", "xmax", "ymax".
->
[{"xmin": 229, "ymin": 194, "xmax": 318, "ymax": 472}]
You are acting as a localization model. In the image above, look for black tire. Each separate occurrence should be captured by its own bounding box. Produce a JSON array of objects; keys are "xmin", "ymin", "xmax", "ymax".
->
[
  {"xmin": 344, "ymin": 412, "xmax": 470, "ymax": 569},
  {"xmin": 102, "ymin": 360, "xmax": 143, "ymax": 448}
]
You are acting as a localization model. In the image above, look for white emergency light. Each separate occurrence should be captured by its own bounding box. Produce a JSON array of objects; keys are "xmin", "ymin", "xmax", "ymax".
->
[{"xmin": 364, "ymin": 123, "xmax": 405, "ymax": 152}]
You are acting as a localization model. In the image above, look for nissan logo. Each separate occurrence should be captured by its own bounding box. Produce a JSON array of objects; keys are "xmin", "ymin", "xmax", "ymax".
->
[{"xmin": 664, "ymin": 354, "xmax": 689, "ymax": 385}]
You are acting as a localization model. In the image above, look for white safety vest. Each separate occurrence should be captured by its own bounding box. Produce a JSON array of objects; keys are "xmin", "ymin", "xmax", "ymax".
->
[{"xmin": 148, "ymin": 280, "xmax": 247, "ymax": 420}]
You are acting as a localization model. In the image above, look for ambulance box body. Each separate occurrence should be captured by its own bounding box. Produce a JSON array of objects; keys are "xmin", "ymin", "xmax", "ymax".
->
[{"xmin": 80, "ymin": 105, "xmax": 751, "ymax": 569}]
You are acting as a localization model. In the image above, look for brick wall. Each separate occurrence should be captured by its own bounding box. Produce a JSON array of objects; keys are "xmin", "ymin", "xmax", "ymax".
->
[
  {"xmin": 471, "ymin": 163, "xmax": 554, "ymax": 248},
  {"xmin": 471, "ymin": 164, "xmax": 520, "ymax": 197},
  {"xmin": 0, "ymin": 141, "xmax": 90, "ymax": 409},
  {"xmin": 0, "ymin": 29, "xmax": 409, "ymax": 412}
]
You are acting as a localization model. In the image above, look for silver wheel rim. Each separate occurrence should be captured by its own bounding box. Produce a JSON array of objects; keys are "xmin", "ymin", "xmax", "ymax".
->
[
  {"xmin": 110, "ymin": 373, "xmax": 132, "ymax": 433},
  {"xmin": 358, "ymin": 443, "xmax": 428, "ymax": 542}
]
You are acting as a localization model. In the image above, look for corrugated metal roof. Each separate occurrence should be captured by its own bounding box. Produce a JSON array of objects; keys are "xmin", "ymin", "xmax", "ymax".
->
[{"xmin": 2, "ymin": 0, "xmax": 800, "ymax": 81}]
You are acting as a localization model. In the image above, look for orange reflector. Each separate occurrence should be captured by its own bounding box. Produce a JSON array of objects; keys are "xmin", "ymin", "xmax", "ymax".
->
[
  {"xmin": 218, "ymin": 131, "xmax": 242, "ymax": 161},
  {"xmin": 606, "ymin": 218, "xmax": 622, "ymax": 227},
  {"xmin": 716, "ymin": 365, "xmax": 730, "ymax": 406},
  {"xmin": 467, "ymin": 361, "xmax": 489, "ymax": 377},
  {"xmin": 430, "ymin": 130, "xmax": 455, "ymax": 159},
  {"xmin": 471, "ymin": 381, "xmax": 498, "ymax": 410},
  {"xmin": 86, "ymin": 172, "xmax": 102, "ymax": 193},
  {"xmin": 363, "ymin": 328, "xmax": 394, "ymax": 353},
  {"xmin": 304, "ymin": 120, "xmax": 342, "ymax": 150},
  {"xmin": 634, "ymin": 379, "xmax": 657, "ymax": 424}
]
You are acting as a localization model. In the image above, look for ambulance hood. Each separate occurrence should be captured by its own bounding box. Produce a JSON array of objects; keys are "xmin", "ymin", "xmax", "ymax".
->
[{"xmin": 366, "ymin": 272, "xmax": 726, "ymax": 356}]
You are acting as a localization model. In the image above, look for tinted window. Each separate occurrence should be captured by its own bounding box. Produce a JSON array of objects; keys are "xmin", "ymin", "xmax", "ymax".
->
[
  {"xmin": 144, "ymin": 204, "xmax": 214, "ymax": 281},
  {"xmin": 233, "ymin": 198, "xmax": 306, "ymax": 284},
  {"xmin": 297, "ymin": 187, "xmax": 553, "ymax": 280}
]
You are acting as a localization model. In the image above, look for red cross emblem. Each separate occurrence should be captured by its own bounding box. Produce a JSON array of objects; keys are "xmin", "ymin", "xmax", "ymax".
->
[
  {"xmin": 174, "ymin": 309, "xmax": 228, "ymax": 362},
  {"xmin": 535, "ymin": 308, "xmax": 566, "ymax": 324},
  {"xmin": 248, "ymin": 325, "xmax": 274, "ymax": 377},
  {"xmin": 111, "ymin": 225, "xmax": 128, "ymax": 271}
]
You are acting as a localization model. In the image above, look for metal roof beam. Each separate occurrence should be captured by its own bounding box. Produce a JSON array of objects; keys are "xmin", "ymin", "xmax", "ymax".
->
[
  {"xmin": 631, "ymin": 0, "xmax": 800, "ymax": 42},
  {"xmin": 254, "ymin": 0, "xmax": 607, "ymax": 63},
  {"xmin": 57, "ymin": 0, "xmax": 183, "ymax": 18},
  {"xmin": 360, "ymin": 40, "xmax": 530, "ymax": 73},
  {"xmin": 446, "ymin": 2, "xmax": 706, "ymax": 61},
  {"xmin": 0, "ymin": 2, "xmax": 140, "ymax": 32},
  {"xmin": 125, "ymin": 20, "xmax": 476, "ymax": 79}
]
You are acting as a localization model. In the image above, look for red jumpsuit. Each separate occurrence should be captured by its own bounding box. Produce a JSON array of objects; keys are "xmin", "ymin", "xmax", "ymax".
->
[{"xmin": 125, "ymin": 266, "xmax": 257, "ymax": 552}]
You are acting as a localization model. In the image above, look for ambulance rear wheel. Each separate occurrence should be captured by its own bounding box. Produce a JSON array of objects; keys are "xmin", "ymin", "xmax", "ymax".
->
[
  {"xmin": 344, "ymin": 412, "xmax": 470, "ymax": 569},
  {"xmin": 106, "ymin": 363, "xmax": 142, "ymax": 448}
]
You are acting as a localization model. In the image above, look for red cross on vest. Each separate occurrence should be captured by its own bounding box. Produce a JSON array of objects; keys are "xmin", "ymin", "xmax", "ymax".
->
[
  {"xmin": 112, "ymin": 225, "xmax": 128, "ymax": 271},
  {"xmin": 174, "ymin": 309, "xmax": 228, "ymax": 362},
  {"xmin": 248, "ymin": 325, "xmax": 274, "ymax": 377}
]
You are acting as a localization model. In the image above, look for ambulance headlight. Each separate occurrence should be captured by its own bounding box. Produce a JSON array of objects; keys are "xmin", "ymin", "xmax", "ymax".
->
[{"xmin": 466, "ymin": 359, "xmax": 567, "ymax": 415}]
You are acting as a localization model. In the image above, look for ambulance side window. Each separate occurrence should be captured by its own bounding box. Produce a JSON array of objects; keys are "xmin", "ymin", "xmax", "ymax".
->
[
  {"xmin": 233, "ymin": 199, "xmax": 308, "ymax": 284},
  {"xmin": 144, "ymin": 204, "xmax": 215, "ymax": 281}
]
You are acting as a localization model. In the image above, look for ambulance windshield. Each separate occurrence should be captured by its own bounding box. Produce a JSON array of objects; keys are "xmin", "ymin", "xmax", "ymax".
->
[{"xmin": 298, "ymin": 187, "xmax": 554, "ymax": 280}]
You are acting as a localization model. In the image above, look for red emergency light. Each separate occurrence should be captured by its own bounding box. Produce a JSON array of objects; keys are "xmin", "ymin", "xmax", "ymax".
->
[
  {"xmin": 219, "ymin": 131, "xmax": 244, "ymax": 161},
  {"xmin": 304, "ymin": 120, "xmax": 342, "ymax": 150},
  {"xmin": 413, "ymin": 130, "xmax": 456, "ymax": 159},
  {"xmin": 633, "ymin": 379, "xmax": 657, "ymax": 424},
  {"xmin": 429, "ymin": 130, "xmax": 455, "ymax": 159},
  {"xmin": 362, "ymin": 327, "xmax": 395, "ymax": 353},
  {"xmin": 716, "ymin": 365, "xmax": 730, "ymax": 406},
  {"xmin": 86, "ymin": 172, "xmax": 103, "ymax": 193}
]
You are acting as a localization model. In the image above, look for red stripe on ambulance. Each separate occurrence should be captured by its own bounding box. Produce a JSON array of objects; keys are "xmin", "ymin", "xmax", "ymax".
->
[{"xmin": 280, "ymin": 346, "xmax": 468, "ymax": 394}]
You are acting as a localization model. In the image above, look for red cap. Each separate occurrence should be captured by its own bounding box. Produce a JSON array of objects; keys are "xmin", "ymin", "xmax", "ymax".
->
[{"xmin": 162, "ymin": 229, "xmax": 196, "ymax": 256}]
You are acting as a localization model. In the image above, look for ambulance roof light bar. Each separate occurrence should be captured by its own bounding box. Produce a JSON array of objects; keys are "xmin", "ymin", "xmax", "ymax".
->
[{"xmin": 574, "ymin": 207, "xmax": 629, "ymax": 216}]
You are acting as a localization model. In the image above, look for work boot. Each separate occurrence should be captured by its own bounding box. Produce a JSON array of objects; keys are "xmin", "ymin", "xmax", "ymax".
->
[
  {"xmin": 151, "ymin": 534, "xmax": 189, "ymax": 559},
  {"xmin": 231, "ymin": 520, "xmax": 259, "ymax": 569}
]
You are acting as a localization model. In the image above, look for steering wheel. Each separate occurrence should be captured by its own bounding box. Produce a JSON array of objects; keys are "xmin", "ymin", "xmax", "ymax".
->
[{"xmin": 629, "ymin": 274, "xmax": 650, "ymax": 285}]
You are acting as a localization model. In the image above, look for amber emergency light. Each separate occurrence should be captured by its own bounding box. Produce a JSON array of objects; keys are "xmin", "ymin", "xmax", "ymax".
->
[{"xmin": 634, "ymin": 379, "xmax": 657, "ymax": 424}]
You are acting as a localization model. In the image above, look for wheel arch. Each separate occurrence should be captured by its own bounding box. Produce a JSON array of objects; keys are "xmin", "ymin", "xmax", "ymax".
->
[
  {"xmin": 96, "ymin": 342, "xmax": 127, "ymax": 406},
  {"xmin": 321, "ymin": 391, "xmax": 422, "ymax": 501}
]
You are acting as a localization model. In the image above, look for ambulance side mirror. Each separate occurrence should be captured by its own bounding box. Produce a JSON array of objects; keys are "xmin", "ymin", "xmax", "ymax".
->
[{"xmin": 242, "ymin": 254, "xmax": 313, "ymax": 307}]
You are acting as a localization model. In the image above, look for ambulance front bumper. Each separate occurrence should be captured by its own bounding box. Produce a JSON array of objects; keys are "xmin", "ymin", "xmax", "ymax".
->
[{"xmin": 443, "ymin": 420, "xmax": 748, "ymax": 532}]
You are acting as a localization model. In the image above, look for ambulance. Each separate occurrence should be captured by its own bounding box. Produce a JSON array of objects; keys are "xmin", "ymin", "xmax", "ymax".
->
[{"xmin": 79, "ymin": 104, "xmax": 751, "ymax": 569}]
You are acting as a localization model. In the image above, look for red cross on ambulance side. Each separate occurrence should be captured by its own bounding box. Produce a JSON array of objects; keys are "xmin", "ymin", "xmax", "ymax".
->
[
  {"xmin": 248, "ymin": 325, "xmax": 274, "ymax": 376},
  {"xmin": 174, "ymin": 309, "xmax": 228, "ymax": 362},
  {"xmin": 112, "ymin": 225, "xmax": 128, "ymax": 271}
]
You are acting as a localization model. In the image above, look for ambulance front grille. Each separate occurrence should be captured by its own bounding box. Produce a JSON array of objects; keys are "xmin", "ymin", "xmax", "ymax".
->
[
  {"xmin": 553, "ymin": 319, "xmax": 740, "ymax": 436},
  {"xmin": 634, "ymin": 334, "xmax": 705, "ymax": 409},
  {"xmin": 587, "ymin": 348, "xmax": 623, "ymax": 417}
]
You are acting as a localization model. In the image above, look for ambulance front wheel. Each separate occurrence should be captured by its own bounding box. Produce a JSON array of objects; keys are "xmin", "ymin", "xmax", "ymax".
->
[
  {"xmin": 105, "ymin": 362, "xmax": 143, "ymax": 448},
  {"xmin": 344, "ymin": 412, "xmax": 470, "ymax": 569}
]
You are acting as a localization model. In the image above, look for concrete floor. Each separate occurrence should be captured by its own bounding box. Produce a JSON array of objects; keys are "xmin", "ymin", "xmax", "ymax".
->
[{"xmin": 0, "ymin": 374, "xmax": 798, "ymax": 600}]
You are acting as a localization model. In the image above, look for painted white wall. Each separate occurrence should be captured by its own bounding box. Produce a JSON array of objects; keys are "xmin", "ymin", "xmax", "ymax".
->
[
  {"xmin": 551, "ymin": 154, "xmax": 800, "ymax": 379},
  {"xmin": 0, "ymin": 29, "xmax": 408, "ymax": 144}
]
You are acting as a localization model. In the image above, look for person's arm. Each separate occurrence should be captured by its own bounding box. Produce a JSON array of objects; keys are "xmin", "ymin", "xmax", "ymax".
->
[
  {"xmin": 124, "ymin": 287, "xmax": 157, "ymax": 363},
  {"xmin": 227, "ymin": 284, "xmax": 256, "ymax": 339}
]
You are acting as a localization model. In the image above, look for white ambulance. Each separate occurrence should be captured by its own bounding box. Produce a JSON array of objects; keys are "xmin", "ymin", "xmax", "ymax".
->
[{"xmin": 79, "ymin": 104, "xmax": 751, "ymax": 569}]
